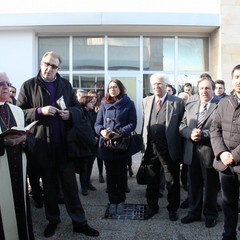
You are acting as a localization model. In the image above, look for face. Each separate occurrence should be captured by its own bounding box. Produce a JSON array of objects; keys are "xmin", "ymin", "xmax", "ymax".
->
[
  {"xmin": 89, "ymin": 94, "xmax": 97, "ymax": 105},
  {"xmin": 40, "ymin": 55, "xmax": 60, "ymax": 81},
  {"xmin": 232, "ymin": 69, "xmax": 240, "ymax": 96},
  {"xmin": 198, "ymin": 79, "xmax": 214, "ymax": 103},
  {"xmin": 166, "ymin": 86, "xmax": 173, "ymax": 95},
  {"xmin": 10, "ymin": 87, "xmax": 16, "ymax": 97},
  {"xmin": 86, "ymin": 100, "xmax": 95, "ymax": 110},
  {"xmin": 215, "ymin": 83, "xmax": 225, "ymax": 96},
  {"xmin": 184, "ymin": 86, "xmax": 192, "ymax": 96},
  {"xmin": 151, "ymin": 77, "xmax": 166, "ymax": 98},
  {"xmin": 0, "ymin": 77, "xmax": 11, "ymax": 102},
  {"xmin": 108, "ymin": 82, "xmax": 120, "ymax": 97}
]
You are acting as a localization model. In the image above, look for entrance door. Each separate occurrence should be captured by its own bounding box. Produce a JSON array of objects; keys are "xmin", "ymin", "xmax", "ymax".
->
[{"xmin": 107, "ymin": 74, "xmax": 142, "ymax": 133}]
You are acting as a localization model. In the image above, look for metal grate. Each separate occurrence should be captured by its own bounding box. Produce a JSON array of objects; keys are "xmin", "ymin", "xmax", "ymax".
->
[{"xmin": 104, "ymin": 203, "xmax": 146, "ymax": 220}]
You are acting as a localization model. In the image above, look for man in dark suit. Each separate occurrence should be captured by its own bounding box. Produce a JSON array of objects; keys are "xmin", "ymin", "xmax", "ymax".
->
[
  {"xmin": 142, "ymin": 72, "xmax": 185, "ymax": 221},
  {"xmin": 179, "ymin": 76, "xmax": 219, "ymax": 228}
]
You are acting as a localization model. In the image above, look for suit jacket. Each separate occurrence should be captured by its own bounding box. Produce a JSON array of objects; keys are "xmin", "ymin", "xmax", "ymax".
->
[
  {"xmin": 179, "ymin": 96, "xmax": 219, "ymax": 168},
  {"xmin": 142, "ymin": 93, "xmax": 185, "ymax": 161}
]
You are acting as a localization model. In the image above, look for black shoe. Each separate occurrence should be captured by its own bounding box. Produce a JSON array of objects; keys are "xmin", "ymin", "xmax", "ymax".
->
[
  {"xmin": 169, "ymin": 211, "xmax": 178, "ymax": 221},
  {"xmin": 88, "ymin": 184, "xmax": 96, "ymax": 191},
  {"xmin": 180, "ymin": 198, "xmax": 189, "ymax": 209},
  {"xmin": 128, "ymin": 167, "xmax": 134, "ymax": 177},
  {"xmin": 99, "ymin": 175, "xmax": 105, "ymax": 183},
  {"xmin": 44, "ymin": 223, "xmax": 57, "ymax": 238},
  {"xmin": 73, "ymin": 224, "xmax": 99, "ymax": 237},
  {"xmin": 205, "ymin": 218, "xmax": 217, "ymax": 228},
  {"xmin": 34, "ymin": 199, "xmax": 43, "ymax": 208},
  {"xmin": 181, "ymin": 215, "xmax": 201, "ymax": 224},
  {"xmin": 82, "ymin": 189, "xmax": 88, "ymax": 196},
  {"xmin": 125, "ymin": 186, "xmax": 130, "ymax": 193},
  {"xmin": 144, "ymin": 206, "xmax": 159, "ymax": 219},
  {"xmin": 217, "ymin": 202, "xmax": 222, "ymax": 212}
]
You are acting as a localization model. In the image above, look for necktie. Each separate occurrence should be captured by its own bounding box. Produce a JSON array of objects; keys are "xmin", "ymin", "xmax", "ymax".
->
[
  {"xmin": 197, "ymin": 103, "xmax": 207, "ymax": 129},
  {"xmin": 157, "ymin": 99, "xmax": 162, "ymax": 112}
]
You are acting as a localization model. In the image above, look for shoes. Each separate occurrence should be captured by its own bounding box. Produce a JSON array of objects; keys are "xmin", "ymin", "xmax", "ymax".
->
[
  {"xmin": 88, "ymin": 184, "xmax": 96, "ymax": 191},
  {"xmin": 169, "ymin": 211, "xmax": 178, "ymax": 221},
  {"xmin": 205, "ymin": 218, "xmax": 217, "ymax": 228},
  {"xmin": 180, "ymin": 198, "xmax": 189, "ymax": 209},
  {"xmin": 44, "ymin": 223, "xmax": 57, "ymax": 238},
  {"xmin": 108, "ymin": 204, "xmax": 117, "ymax": 215},
  {"xmin": 99, "ymin": 174, "xmax": 105, "ymax": 183},
  {"xmin": 73, "ymin": 224, "xmax": 99, "ymax": 237},
  {"xmin": 125, "ymin": 186, "xmax": 130, "ymax": 193},
  {"xmin": 81, "ymin": 189, "xmax": 88, "ymax": 196},
  {"xmin": 116, "ymin": 202, "xmax": 125, "ymax": 215},
  {"xmin": 34, "ymin": 199, "xmax": 43, "ymax": 208},
  {"xmin": 181, "ymin": 215, "xmax": 201, "ymax": 224},
  {"xmin": 144, "ymin": 206, "xmax": 159, "ymax": 219},
  {"xmin": 128, "ymin": 167, "xmax": 134, "ymax": 177}
]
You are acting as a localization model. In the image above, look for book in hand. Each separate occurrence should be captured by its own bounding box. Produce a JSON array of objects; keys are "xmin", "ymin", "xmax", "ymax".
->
[{"xmin": 0, "ymin": 120, "xmax": 38, "ymax": 137}]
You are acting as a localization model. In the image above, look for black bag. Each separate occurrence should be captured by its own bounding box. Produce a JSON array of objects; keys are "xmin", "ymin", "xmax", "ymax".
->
[
  {"xmin": 103, "ymin": 129, "xmax": 130, "ymax": 152},
  {"xmin": 136, "ymin": 158, "xmax": 148, "ymax": 185},
  {"xmin": 130, "ymin": 131, "xmax": 143, "ymax": 155}
]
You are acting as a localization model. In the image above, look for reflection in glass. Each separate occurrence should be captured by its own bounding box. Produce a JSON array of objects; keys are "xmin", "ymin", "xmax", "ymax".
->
[
  {"xmin": 38, "ymin": 37, "xmax": 69, "ymax": 71},
  {"xmin": 143, "ymin": 37, "xmax": 175, "ymax": 71},
  {"xmin": 73, "ymin": 37, "xmax": 104, "ymax": 70},
  {"xmin": 72, "ymin": 74, "xmax": 104, "ymax": 92},
  {"xmin": 178, "ymin": 37, "xmax": 209, "ymax": 71},
  {"xmin": 108, "ymin": 37, "xmax": 140, "ymax": 70}
]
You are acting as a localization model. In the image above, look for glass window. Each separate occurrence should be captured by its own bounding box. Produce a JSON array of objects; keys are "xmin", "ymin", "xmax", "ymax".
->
[
  {"xmin": 108, "ymin": 37, "xmax": 140, "ymax": 70},
  {"xmin": 72, "ymin": 74, "xmax": 104, "ymax": 92},
  {"xmin": 38, "ymin": 37, "xmax": 69, "ymax": 71},
  {"xmin": 178, "ymin": 37, "xmax": 209, "ymax": 71},
  {"xmin": 143, "ymin": 37, "xmax": 175, "ymax": 71},
  {"xmin": 73, "ymin": 37, "xmax": 104, "ymax": 70}
]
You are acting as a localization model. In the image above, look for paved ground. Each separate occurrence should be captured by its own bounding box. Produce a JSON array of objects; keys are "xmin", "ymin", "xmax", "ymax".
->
[{"xmin": 31, "ymin": 153, "xmax": 235, "ymax": 240}]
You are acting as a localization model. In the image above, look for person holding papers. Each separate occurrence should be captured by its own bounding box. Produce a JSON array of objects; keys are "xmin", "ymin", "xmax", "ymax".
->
[{"xmin": 0, "ymin": 72, "xmax": 35, "ymax": 240}]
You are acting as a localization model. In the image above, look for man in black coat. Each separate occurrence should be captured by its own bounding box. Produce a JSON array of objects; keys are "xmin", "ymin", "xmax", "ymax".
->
[{"xmin": 17, "ymin": 51, "xmax": 99, "ymax": 238}]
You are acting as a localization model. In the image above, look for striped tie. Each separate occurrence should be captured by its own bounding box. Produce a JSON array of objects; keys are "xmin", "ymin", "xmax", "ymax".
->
[{"xmin": 197, "ymin": 103, "xmax": 207, "ymax": 129}]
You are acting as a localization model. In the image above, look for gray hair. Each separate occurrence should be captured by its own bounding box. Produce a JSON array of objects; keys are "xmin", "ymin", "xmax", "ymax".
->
[{"xmin": 150, "ymin": 72, "xmax": 169, "ymax": 85}]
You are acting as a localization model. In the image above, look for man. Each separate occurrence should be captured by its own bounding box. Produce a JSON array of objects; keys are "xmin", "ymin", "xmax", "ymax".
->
[
  {"xmin": 183, "ymin": 83, "xmax": 193, "ymax": 96},
  {"xmin": 179, "ymin": 77, "xmax": 219, "ymax": 228},
  {"xmin": 214, "ymin": 79, "xmax": 228, "ymax": 99},
  {"xmin": 142, "ymin": 72, "xmax": 185, "ymax": 221},
  {"xmin": 210, "ymin": 64, "xmax": 240, "ymax": 240},
  {"xmin": 17, "ymin": 51, "xmax": 99, "ymax": 238},
  {"xmin": 0, "ymin": 72, "xmax": 34, "ymax": 240}
]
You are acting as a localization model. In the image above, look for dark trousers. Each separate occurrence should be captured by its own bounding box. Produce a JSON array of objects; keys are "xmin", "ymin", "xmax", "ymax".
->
[
  {"xmin": 188, "ymin": 149, "xmax": 219, "ymax": 219},
  {"xmin": 86, "ymin": 154, "xmax": 96, "ymax": 186},
  {"xmin": 104, "ymin": 154, "xmax": 127, "ymax": 204},
  {"xmin": 75, "ymin": 157, "xmax": 88, "ymax": 190},
  {"xmin": 220, "ymin": 168, "xmax": 239, "ymax": 240},
  {"xmin": 144, "ymin": 143, "xmax": 180, "ymax": 211},
  {"xmin": 40, "ymin": 145, "xmax": 87, "ymax": 225}
]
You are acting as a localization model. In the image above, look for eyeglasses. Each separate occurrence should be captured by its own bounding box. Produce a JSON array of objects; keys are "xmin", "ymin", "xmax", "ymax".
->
[
  {"xmin": 43, "ymin": 62, "xmax": 59, "ymax": 70},
  {"xmin": 0, "ymin": 82, "xmax": 12, "ymax": 87}
]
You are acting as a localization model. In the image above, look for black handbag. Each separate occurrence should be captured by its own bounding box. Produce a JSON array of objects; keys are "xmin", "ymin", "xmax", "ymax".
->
[
  {"xmin": 130, "ymin": 131, "xmax": 143, "ymax": 155},
  {"xmin": 136, "ymin": 158, "xmax": 148, "ymax": 185},
  {"xmin": 103, "ymin": 129, "xmax": 130, "ymax": 152}
]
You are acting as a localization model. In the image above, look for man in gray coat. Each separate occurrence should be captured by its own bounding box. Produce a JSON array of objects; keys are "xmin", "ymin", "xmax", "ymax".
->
[
  {"xmin": 142, "ymin": 73, "xmax": 185, "ymax": 221},
  {"xmin": 179, "ymin": 76, "xmax": 219, "ymax": 228}
]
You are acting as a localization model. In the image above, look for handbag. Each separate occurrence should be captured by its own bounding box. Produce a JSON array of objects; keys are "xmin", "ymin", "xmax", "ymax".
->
[
  {"xmin": 136, "ymin": 158, "xmax": 148, "ymax": 185},
  {"xmin": 130, "ymin": 131, "xmax": 143, "ymax": 155},
  {"xmin": 103, "ymin": 129, "xmax": 130, "ymax": 152}
]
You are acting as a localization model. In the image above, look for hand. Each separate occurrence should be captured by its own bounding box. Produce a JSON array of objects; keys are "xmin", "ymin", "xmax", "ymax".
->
[
  {"xmin": 58, "ymin": 110, "xmax": 70, "ymax": 120},
  {"xmin": 220, "ymin": 151, "xmax": 234, "ymax": 166},
  {"xmin": 41, "ymin": 106, "xmax": 59, "ymax": 116},
  {"xmin": 100, "ymin": 129, "xmax": 110, "ymax": 139},
  {"xmin": 4, "ymin": 134, "xmax": 27, "ymax": 147},
  {"xmin": 190, "ymin": 128, "xmax": 201, "ymax": 142}
]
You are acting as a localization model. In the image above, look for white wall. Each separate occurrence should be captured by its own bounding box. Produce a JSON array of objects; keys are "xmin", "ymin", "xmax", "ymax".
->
[{"xmin": 0, "ymin": 31, "xmax": 36, "ymax": 96}]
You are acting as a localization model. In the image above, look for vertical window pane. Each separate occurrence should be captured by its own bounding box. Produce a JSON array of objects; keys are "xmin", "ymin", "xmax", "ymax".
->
[
  {"xmin": 178, "ymin": 37, "xmax": 209, "ymax": 71},
  {"xmin": 38, "ymin": 37, "xmax": 69, "ymax": 70},
  {"xmin": 143, "ymin": 37, "xmax": 175, "ymax": 71},
  {"xmin": 108, "ymin": 37, "xmax": 140, "ymax": 70},
  {"xmin": 72, "ymin": 74, "xmax": 104, "ymax": 92},
  {"xmin": 73, "ymin": 37, "xmax": 104, "ymax": 70}
]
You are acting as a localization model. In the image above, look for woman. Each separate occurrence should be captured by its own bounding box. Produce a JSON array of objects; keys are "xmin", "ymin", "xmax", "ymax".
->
[
  {"xmin": 95, "ymin": 79, "xmax": 137, "ymax": 216},
  {"xmin": 0, "ymin": 72, "xmax": 35, "ymax": 240}
]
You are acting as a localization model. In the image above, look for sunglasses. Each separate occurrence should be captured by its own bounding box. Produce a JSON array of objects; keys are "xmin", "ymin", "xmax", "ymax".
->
[
  {"xmin": 43, "ymin": 62, "xmax": 59, "ymax": 70},
  {"xmin": 0, "ymin": 82, "xmax": 12, "ymax": 87}
]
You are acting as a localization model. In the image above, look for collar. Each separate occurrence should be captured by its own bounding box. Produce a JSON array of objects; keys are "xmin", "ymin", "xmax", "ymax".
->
[{"xmin": 155, "ymin": 92, "xmax": 167, "ymax": 103}]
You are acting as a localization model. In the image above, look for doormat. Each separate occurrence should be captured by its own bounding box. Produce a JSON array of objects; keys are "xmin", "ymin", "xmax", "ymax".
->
[{"xmin": 104, "ymin": 203, "xmax": 146, "ymax": 220}]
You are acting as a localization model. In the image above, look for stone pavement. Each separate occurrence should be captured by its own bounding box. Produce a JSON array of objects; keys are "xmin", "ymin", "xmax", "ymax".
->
[{"xmin": 31, "ymin": 153, "xmax": 234, "ymax": 240}]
